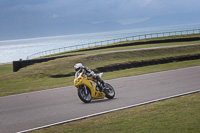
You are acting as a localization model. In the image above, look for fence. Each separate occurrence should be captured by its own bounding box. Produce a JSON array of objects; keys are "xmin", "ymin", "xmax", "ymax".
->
[{"xmin": 26, "ymin": 28, "xmax": 200, "ymax": 60}]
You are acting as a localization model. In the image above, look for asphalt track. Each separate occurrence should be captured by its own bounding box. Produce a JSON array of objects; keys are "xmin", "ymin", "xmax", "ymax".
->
[{"xmin": 0, "ymin": 66, "xmax": 200, "ymax": 133}]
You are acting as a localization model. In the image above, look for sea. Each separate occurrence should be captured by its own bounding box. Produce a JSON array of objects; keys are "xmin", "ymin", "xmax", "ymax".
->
[{"xmin": 0, "ymin": 23, "xmax": 200, "ymax": 64}]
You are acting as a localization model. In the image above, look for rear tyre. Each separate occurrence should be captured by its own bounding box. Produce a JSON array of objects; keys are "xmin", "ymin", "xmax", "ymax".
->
[
  {"xmin": 78, "ymin": 85, "xmax": 91, "ymax": 103},
  {"xmin": 104, "ymin": 83, "xmax": 115, "ymax": 99}
]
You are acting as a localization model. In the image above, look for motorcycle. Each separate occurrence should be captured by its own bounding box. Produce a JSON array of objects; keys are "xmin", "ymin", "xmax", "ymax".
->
[{"xmin": 74, "ymin": 71, "xmax": 115, "ymax": 103}]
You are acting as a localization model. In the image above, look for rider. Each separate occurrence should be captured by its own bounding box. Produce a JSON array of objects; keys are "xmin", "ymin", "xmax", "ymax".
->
[{"xmin": 74, "ymin": 63, "xmax": 105, "ymax": 91}]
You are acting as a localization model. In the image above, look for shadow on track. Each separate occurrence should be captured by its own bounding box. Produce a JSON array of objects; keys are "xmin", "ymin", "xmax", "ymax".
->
[{"xmin": 78, "ymin": 98, "xmax": 117, "ymax": 104}]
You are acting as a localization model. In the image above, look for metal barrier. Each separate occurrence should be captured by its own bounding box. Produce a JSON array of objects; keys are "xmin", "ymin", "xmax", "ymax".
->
[{"xmin": 26, "ymin": 29, "xmax": 200, "ymax": 59}]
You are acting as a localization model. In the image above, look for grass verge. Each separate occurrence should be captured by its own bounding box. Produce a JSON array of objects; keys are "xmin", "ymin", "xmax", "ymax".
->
[
  {"xmin": 44, "ymin": 33, "xmax": 200, "ymax": 58},
  {"xmin": 0, "ymin": 59, "xmax": 200, "ymax": 97},
  {"xmin": 0, "ymin": 34, "xmax": 200, "ymax": 96},
  {"xmin": 30, "ymin": 92, "xmax": 200, "ymax": 133},
  {"xmin": 1, "ymin": 34, "xmax": 199, "ymax": 132}
]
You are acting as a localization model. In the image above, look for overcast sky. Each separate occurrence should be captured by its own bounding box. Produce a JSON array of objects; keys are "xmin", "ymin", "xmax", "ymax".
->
[{"xmin": 0, "ymin": 0, "xmax": 200, "ymax": 40}]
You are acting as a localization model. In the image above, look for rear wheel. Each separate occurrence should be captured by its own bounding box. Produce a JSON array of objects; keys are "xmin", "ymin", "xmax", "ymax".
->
[
  {"xmin": 104, "ymin": 83, "xmax": 115, "ymax": 99},
  {"xmin": 78, "ymin": 85, "xmax": 91, "ymax": 103}
]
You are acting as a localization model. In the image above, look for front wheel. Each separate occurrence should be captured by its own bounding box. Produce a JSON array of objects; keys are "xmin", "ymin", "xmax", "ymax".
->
[
  {"xmin": 104, "ymin": 83, "xmax": 115, "ymax": 99},
  {"xmin": 78, "ymin": 85, "xmax": 91, "ymax": 103}
]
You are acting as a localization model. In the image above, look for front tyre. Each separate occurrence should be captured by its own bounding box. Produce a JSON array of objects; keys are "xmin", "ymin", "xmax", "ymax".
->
[
  {"xmin": 78, "ymin": 85, "xmax": 91, "ymax": 103},
  {"xmin": 104, "ymin": 83, "xmax": 115, "ymax": 99}
]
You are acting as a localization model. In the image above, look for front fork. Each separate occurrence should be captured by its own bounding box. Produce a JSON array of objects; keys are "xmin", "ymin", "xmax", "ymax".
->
[{"xmin": 83, "ymin": 85, "xmax": 88, "ymax": 95}]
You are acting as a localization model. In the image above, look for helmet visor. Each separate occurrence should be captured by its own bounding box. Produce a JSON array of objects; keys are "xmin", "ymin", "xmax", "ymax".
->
[{"xmin": 75, "ymin": 67, "xmax": 80, "ymax": 71}]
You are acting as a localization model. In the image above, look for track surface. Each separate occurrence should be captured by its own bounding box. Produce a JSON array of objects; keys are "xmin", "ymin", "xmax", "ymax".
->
[{"xmin": 0, "ymin": 66, "xmax": 200, "ymax": 133}]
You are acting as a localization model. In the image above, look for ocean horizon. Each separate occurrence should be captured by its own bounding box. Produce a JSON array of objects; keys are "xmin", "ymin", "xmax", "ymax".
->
[{"xmin": 1, "ymin": 23, "xmax": 200, "ymax": 64}]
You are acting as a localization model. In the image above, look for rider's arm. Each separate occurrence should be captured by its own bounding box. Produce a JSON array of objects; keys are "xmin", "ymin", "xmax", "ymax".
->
[
  {"xmin": 83, "ymin": 67, "xmax": 95, "ymax": 76},
  {"xmin": 75, "ymin": 70, "xmax": 81, "ymax": 78},
  {"xmin": 75, "ymin": 68, "xmax": 84, "ymax": 78}
]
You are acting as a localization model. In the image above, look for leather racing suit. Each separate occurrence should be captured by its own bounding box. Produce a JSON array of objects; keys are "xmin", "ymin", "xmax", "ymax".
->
[{"xmin": 75, "ymin": 66, "xmax": 105, "ymax": 90}]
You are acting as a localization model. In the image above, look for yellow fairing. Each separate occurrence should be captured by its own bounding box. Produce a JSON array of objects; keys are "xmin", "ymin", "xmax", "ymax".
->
[{"xmin": 74, "ymin": 73, "xmax": 105, "ymax": 99}]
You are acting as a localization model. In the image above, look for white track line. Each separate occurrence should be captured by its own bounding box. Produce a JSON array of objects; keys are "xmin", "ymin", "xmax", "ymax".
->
[{"xmin": 17, "ymin": 89, "xmax": 200, "ymax": 133}]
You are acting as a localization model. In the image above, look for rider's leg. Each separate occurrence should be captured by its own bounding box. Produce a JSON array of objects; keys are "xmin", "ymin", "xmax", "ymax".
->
[
  {"xmin": 97, "ymin": 75, "xmax": 105, "ymax": 86},
  {"xmin": 94, "ymin": 75, "xmax": 105, "ymax": 91}
]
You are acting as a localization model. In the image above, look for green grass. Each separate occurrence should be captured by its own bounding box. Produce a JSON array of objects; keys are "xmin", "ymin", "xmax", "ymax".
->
[
  {"xmin": 19, "ymin": 44, "xmax": 200, "ymax": 77},
  {"xmin": 1, "ymin": 34, "xmax": 199, "ymax": 132},
  {"xmin": 0, "ymin": 34, "xmax": 200, "ymax": 97},
  {"xmin": 45, "ymin": 40, "xmax": 200, "ymax": 58},
  {"xmin": 0, "ymin": 64, "xmax": 13, "ymax": 76},
  {"xmin": 30, "ymin": 92, "xmax": 200, "ymax": 133},
  {"xmin": 0, "ymin": 59, "xmax": 200, "ymax": 97},
  {"xmin": 44, "ymin": 33, "xmax": 200, "ymax": 58}
]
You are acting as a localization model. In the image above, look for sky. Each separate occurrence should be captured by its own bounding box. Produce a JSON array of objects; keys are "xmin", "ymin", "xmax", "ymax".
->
[{"xmin": 0, "ymin": 0, "xmax": 200, "ymax": 40}]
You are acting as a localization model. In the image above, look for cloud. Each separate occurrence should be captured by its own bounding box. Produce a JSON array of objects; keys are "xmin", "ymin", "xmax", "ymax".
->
[
  {"xmin": 117, "ymin": 17, "xmax": 151, "ymax": 25},
  {"xmin": 141, "ymin": 0, "xmax": 153, "ymax": 7},
  {"xmin": 90, "ymin": 21, "xmax": 105, "ymax": 24},
  {"xmin": 50, "ymin": 13, "xmax": 59, "ymax": 19},
  {"xmin": 0, "ymin": 0, "xmax": 200, "ymax": 40}
]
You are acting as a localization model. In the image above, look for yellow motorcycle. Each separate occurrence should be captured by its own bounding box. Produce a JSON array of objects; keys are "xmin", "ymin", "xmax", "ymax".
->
[{"xmin": 74, "ymin": 72, "xmax": 115, "ymax": 103}]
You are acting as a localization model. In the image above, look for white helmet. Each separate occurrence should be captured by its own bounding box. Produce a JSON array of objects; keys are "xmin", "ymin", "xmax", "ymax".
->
[{"xmin": 74, "ymin": 63, "xmax": 83, "ymax": 71}]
